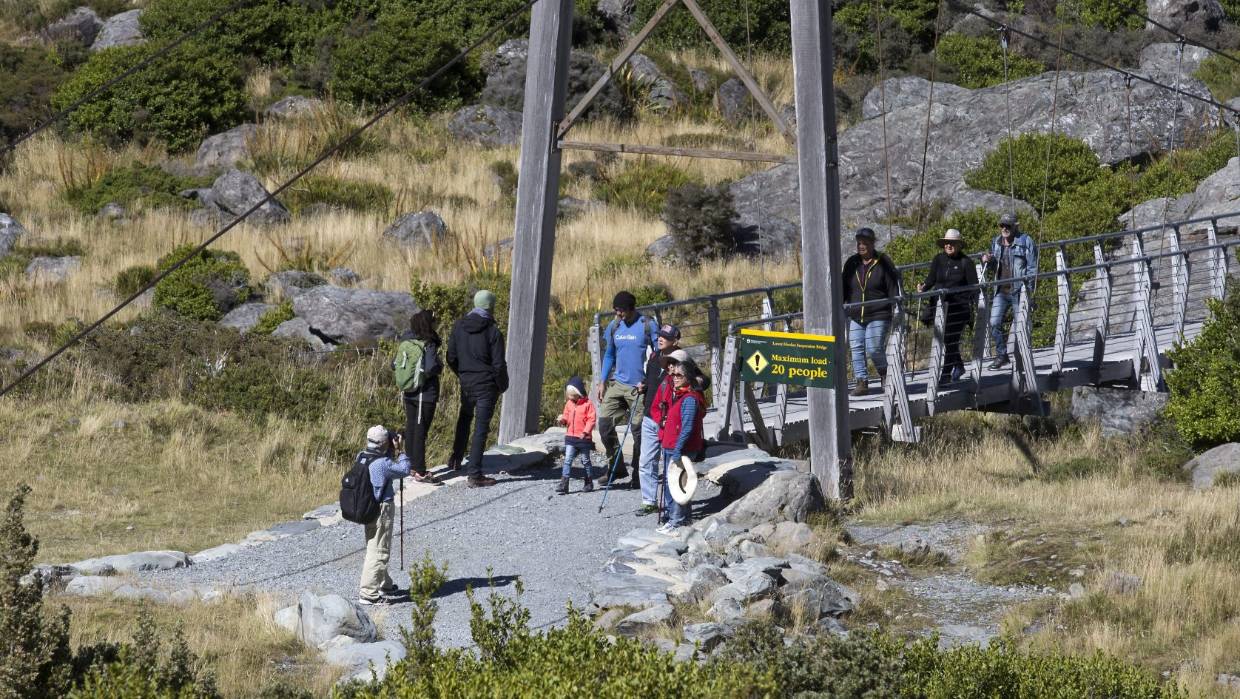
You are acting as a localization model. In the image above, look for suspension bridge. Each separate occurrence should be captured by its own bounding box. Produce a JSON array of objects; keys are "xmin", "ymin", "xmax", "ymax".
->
[{"xmin": 589, "ymin": 212, "xmax": 1240, "ymax": 448}]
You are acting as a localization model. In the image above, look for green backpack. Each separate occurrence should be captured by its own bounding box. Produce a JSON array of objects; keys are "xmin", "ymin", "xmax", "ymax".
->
[{"xmin": 393, "ymin": 339, "xmax": 427, "ymax": 393}]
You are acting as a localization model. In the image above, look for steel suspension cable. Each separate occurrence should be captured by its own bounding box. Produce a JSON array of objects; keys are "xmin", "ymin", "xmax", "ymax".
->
[
  {"xmin": 0, "ymin": 0, "xmax": 538, "ymax": 399},
  {"xmin": 873, "ymin": 0, "xmax": 894, "ymax": 218},
  {"xmin": 999, "ymin": 26, "xmax": 1017, "ymax": 215},
  {"xmin": 915, "ymin": 0, "xmax": 949, "ymax": 223},
  {"xmin": 2, "ymin": 0, "xmax": 254, "ymax": 158},
  {"xmin": 1038, "ymin": 22, "xmax": 1065, "ymax": 228}
]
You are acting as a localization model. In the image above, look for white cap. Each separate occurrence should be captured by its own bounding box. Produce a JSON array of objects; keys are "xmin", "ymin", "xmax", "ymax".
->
[{"xmin": 366, "ymin": 424, "xmax": 388, "ymax": 447}]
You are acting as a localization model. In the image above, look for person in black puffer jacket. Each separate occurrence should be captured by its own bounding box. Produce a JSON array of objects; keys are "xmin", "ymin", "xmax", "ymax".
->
[
  {"xmin": 918, "ymin": 228, "xmax": 979, "ymax": 383},
  {"xmin": 446, "ymin": 290, "xmax": 508, "ymax": 487},
  {"xmin": 841, "ymin": 227, "xmax": 902, "ymax": 396}
]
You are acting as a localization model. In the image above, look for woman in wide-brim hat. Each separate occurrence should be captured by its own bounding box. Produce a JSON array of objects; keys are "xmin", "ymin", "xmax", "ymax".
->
[{"xmin": 918, "ymin": 228, "xmax": 979, "ymax": 383}]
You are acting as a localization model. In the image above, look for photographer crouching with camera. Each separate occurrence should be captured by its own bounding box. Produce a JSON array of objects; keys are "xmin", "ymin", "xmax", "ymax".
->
[{"xmin": 344, "ymin": 425, "xmax": 412, "ymax": 606}]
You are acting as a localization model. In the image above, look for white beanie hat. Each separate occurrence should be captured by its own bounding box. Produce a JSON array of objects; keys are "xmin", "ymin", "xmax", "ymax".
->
[{"xmin": 366, "ymin": 425, "xmax": 389, "ymax": 448}]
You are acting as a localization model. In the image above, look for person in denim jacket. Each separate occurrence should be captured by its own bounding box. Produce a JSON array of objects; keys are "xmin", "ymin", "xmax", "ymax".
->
[{"xmin": 982, "ymin": 213, "xmax": 1038, "ymax": 369}]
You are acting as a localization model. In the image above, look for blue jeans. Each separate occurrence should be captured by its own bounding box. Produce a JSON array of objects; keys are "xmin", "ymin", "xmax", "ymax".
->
[
  {"xmin": 638, "ymin": 416, "xmax": 660, "ymax": 506},
  {"xmin": 562, "ymin": 444, "xmax": 593, "ymax": 479},
  {"xmin": 661, "ymin": 449, "xmax": 690, "ymax": 527},
  {"xmin": 848, "ymin": 319, "xmax": 890, "ymax": 382},
  {"xmin": 989, "ymin": 289, "xmax": 1018, "ymax": 357}
]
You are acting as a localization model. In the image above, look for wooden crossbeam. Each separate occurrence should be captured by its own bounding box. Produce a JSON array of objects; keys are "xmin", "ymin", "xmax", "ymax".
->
[{"xmin": 559, "ymin": 140, "xmax": 790, "ymax": 164}]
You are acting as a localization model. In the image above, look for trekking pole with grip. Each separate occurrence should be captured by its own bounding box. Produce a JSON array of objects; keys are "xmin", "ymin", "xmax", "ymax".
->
[
  {"xmin": 598, "ymin": 397, "xmax": 640, "ymax": 514},
  {"xmin": 399, "ymin": 475, "xmax": 404, "ymax": 570}
]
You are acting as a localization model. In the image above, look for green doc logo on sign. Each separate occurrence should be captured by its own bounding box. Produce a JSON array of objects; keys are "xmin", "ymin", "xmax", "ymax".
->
[{"xmin": 739, "ymin": 328, "xmax": 835, "ymax": 389}]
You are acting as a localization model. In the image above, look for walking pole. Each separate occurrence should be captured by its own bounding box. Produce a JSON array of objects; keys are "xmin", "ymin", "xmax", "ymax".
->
[
  {"xmin": 598, "ymin": 398, "xmax": 640, "ymax": 514},
  {"xmin": 399, "ymin": 476, "xmax": 404, "ymax": 571}
]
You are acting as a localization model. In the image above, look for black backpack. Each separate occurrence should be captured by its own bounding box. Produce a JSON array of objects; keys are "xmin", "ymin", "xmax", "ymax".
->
[{"xmin": 340, "ymin": 451, "xmax": 384, "ymax": 525}]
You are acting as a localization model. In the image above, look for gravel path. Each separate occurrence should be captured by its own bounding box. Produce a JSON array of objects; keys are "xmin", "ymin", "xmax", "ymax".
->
[{"xmin": 145, "ymin": 456, "xmax": 651, "ymax": 647}]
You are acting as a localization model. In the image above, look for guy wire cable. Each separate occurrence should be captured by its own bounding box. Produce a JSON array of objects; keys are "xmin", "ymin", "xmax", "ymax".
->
[
  {"xmin": 0, "ymin": 0, "xmax": 539, "ymax": 399},
  {"xmin": 2, "ymin": 0, "xmax": 255, "ymax": 158},
  {"xmin": 949, "ymin": 0, "xmax": 1240, "ymax": 119}
]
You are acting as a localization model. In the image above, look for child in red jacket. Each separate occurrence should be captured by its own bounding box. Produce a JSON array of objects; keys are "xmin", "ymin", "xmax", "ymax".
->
[{"xmin": 555, "ymin": 376, "xmax": 597, "ymax": 494}]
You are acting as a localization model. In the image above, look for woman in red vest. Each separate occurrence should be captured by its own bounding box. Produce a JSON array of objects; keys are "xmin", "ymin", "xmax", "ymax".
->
[{"xmin": 656, "ymin": 356, "xmax": 706, "ymax": 534}]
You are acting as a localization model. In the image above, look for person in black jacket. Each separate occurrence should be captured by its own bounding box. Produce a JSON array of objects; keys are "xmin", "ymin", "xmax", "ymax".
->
[
  {"xmin": 841, "ymin": 227, "xmax": 902, "ymax": 396},
  {"xmin": 446, "ymin": 289, "xmax": 508, "ymax": 488},
  {"xmin": 918, "ymin": 228, "xmax": 979, "ymax": 384},
  {"xmin": 400, "ymin": 310, "xmax": 443, "ymax": 485}
]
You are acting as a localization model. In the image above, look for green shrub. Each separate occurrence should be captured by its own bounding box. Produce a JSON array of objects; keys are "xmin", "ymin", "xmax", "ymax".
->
[
  {"xmin": 965, "ymin": 133, "xmax": 1100, "ymax": 214},
  {"xmin": 280, "ymin": 175, "xmax": 393, "ymax": 215},
  {"xmin": 53, "ymin": 41, "xmax": 247, "ymax": 152},
  {"xmin": 0, "ymin": 45, "xmax": 65, "ymax": 145},
  {"xmin": 1055, "ymin": 0, "xmax": 1144, "ymax": 29},
  {"xmin": 1166, "ymin": 284, "xmax": 1240, "ymax": 447},
  {"xmin": 1134, "ymin": 129, "xmax": 1237, "ymax": 201},
  {"xmin": 633, "ymin": 0, "xmax": 791, "ymax": 52},
  {"xmin": 194, "ymin": 360, "xmax": 332, "ymax": 422},
  {"xmin": 252, "ymin": 301, "xmax": 295, "ymax": 335},
  {"xmin": 936, "ymin": 34, "xmax": 1045, "ymax": 89},
  {"xmin": 412, "ymin": 272, "xmax": 511, "ymax": 336},
  {"xmin": 885, "ymin": 207, "xmax": 1000, "ymax": 271},
  {"xmin": 114, "ymin": 265, "xmax": 157, "ymax": 298},
  {"xmin": 153, "ymin": 245, "xmax": 252, "ymax": 322},
  {"xmin": 140, "ymin": 0, "xmax": 324, "ymax": 67},
  {"xmin": 664, "ymin": 182, "xmax": 737, "ymax": 266},
  {"xmin": 1041, "ymin": 166, "xmax": 1133, "ymax": 242},
  {"xmin": 0, "ymin": 0, "xmax": 129, "ymax": 32},
  {"xmin": 633, "ymin": 283, "xmax": 674, "ymax": 307},
  {"xmin": 63, "ymin": 163, "xmax": 209, "ymax": 215},
  {"xmin": 594, "ymin": 160, "xmax": 699, "ymax": 216},
  {"xmin": 0, "ymin": 238, "xmax": 87, "ymax": 280},
  {"xmin": 833, "ymin": 0, "xmax": 938, "ymax": 72}
]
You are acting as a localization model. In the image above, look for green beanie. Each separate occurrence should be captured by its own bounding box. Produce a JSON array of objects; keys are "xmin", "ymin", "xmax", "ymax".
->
[{"xmin": 473, "ymin": 289, "xmax": 496, "ymax": 311}]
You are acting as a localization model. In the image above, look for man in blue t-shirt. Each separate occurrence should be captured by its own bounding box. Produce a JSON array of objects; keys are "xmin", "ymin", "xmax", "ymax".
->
[{"xmin": 597, "ymin": 290, "xmax": 656, "ymax": 486}]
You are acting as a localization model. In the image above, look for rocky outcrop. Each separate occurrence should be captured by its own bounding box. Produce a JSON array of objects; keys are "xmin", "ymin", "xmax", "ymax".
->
[
  {"xmin": 627, "ymin": 54, "xmax": 687, "ymax": 111},
  {"xmin": 448, "ymin": 104, "xmax": 523, "ymax": 147},
  {"xmin": 480, "ymin": 40, "xmax": 629, "ymax": 122},
  {"xmin": 382, "ymin": 210, "xmax": 449, "ymax": 249},
  {"xmin": 42, "ymin": 7, "xmax": 102, "ymax": 45},
  {"xmin": 1183, "ymin": 443, "xmax": 1240, "ymax": 490},
  {"xmin": 264, "ymin": 96, "xmax": 325, "ymax": 120},
  {"xmin": 290, "ymin": 286, "xmax": 419, "ymax": 345},
  {"xmin": 195, "ymin": 125, "xmax": 258, "ymax": 172},
  {"xmin": 25, "ymin": 256, "xmax": 81, "ymax": 283},
  {"xmin": 715, "ymin": 470, "xmax": 825, "ymax": 528},
  {"xmin": 70, "ymin": 550, "xmax": 191, "ymax": 575},
  {"xmin": 715, "ymin": 78, "xmax": 755, "ymax": 125},
  {"xmin": 273, "ymin": 317, "xmax": 332, "ymax": 351},
  {"xmin": 90, "ymin": 9, "xmax": 144, "ymax": 51},
  {"xmin": 0, "ymin": 214, "xmax": 28, "ymax": 258},
  {"xmin": 729, "ymin": 67, "xmax": 1221, "ymax": 239},
  {"xmin": 1138, "ymin": 42, "xmax": 1212, "ymax": 75},
  {"xmin": 206, "ymin": 169, "xmax": 291, "ymax": 226},
  {"xmin": 597, "ymin": 0, "xmax": 636, "ymax": 33},
  {"xmin": 1146, "ymin": 0, "xmax": 1225, "ymax": 32},
  {"xmin": 285, "ymin": 592, "xmax": 378, "ymax": 647},
  {"xmin": 265, "ymin": 270, "xmax": 327, "ymax": 300},
  {"xmin": 218, "ymin": 302, "xmax": 275, "ymax": 334},
  {"xmin": 1070, "ymin": 386, "xmax": 1169, "ymax": 437}
]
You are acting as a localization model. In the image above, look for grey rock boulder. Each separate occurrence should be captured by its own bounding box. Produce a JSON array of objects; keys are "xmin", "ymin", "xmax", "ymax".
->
[
  {"xmin": 1146, "ymin": 0, "xmax": 1225, "ymax": 32},
  {"xmin": 274, "ymin": 605, "xmax": 300, "ymax": 633},
  {"xmin": 681, "ymin": 564, "xmax": 730, "ymax": 604},
  {"xmin": 382, "ymin": 210, "xmax": 449, "ymax": 249},
  {"xmin": 1139, "ymin": 42, "xmax": 1213, "ymax": 75},
  {"xmin": 627, "ymin": 54, "xmax": 687, "ymax": 110},
  {"xmin": 193, "ymin": 543, "xmax": 242, "ymax": 564},
  {"xmin": 689, "ymin": 69, "xmax": 714, "ymax": 93},
  {"xmin": 64, "ymin": 576, "xmax": 123, "ymax": 597},
  {"xmin": 766, "ymin": 521, "xmax": 817, "ymax": 554},
  {"xmin": 1070, "ymin": 386, "xmax": 1169, "ymax": 438},
  {"xmin": 0, "ymin": 214, "xmax": 28, "ymax": 258},
  {"xmin": 717, "ymin": 470, "xmax": 825, "ymax": 527},
  {"xmin": 715, "ymin": 78, "xmax": 756, "ymax": 125},
  {"xmin": 323, "ymin": 637, "xmax": 406, "ymax": 682},
  {"xmin": 219, "ymin": 302, "xmax": 275, "ymax": 334},
  {"xmin": 782, "ymin": 580, "xmax": 857, "ymax": 620},
  {"xmin": 272, "ymin": 317, "xmax": 331, "ymax": 351},
  {"xmin": 291, "ymin": 286, "xmax": 419, "ymax": 345},
  {"xmin": 708, "ymin": 572, "xmax": 776, "ymax": 606},
  {"xmin": 589, "ymin": 571, "xmax": 670, "ymax": 610},
  {"xmin": 329, "ymin": 267, "xmax": 360, "ymax": 286},
  {"xmin": 71, "ymin": 550, "xmax": 191, "ymax": 574},
  {"xmin": 210, "ymin": 169, "xmax": 290, "ymax": 225},
  {"xmin": 43, "ymin": 7, "xmax": 102, "ymax": 45},
  {"xmin": 645, "ymin": 235, "xmax": 678, "ymax": 261},
  {"xmin": 266, "ymin": 270, "xmax": 327, "ymax": 300},
  {"xmin": 614, "ymin": 603, "xmax": 675, "ymax": 637},
  {"xmin": 448, "ymin": 104, "xmax": 523, "ymax": 148},
  {"xmin": 481, "ymin": 40, "xmax": 628, "ymax": 121},
  {"xmin": 99, "ymin": 202, "xmax": 128, "ymax": 221},
  {"xmin": 295, "ymin": 592, "xmax": 377, "ymax": 647},
  {"xmin": 91, "ymin": 9, "xmax": 143, "ymax": 51},
  {"xmin": 1183, "ymin": 443, "xmax": 1240, "ymax": 490},
  {"xmin": 25, "ymin": 256, "xmax": 80, "ymax": 283},
  {"xmin": 707, "ymin": 595, "xmax": 745, "ymax": 623},
  {"xmin": 1179, "ymin": 157, "xmax": 1240, "ymax": 229},
  {"xmin": 682, "ymin": 622, "xmax": 732, "ymax": 651},
  {"xmin": 265, "ymin": 96, "xmax": 325, "ymax": 120},
  {"xmin": 1117, "ymin": 196, "xmax": 1191, "ymax": 232},
  {"xmin": 196, "ymin": 125, "xmax": 258, "ymax": 173},
  {"xmin": 597, "ymin": 0, "xmax": 635, "ymax": 32},
  {"xmin": 861, "ymin": 76, "xmax": 970, "ymax": 120}
]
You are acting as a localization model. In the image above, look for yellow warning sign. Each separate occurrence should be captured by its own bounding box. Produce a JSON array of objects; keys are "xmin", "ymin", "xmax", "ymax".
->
[{"xmin": 746, "ymin": 350, "xmax": 769, "ymax": 375}]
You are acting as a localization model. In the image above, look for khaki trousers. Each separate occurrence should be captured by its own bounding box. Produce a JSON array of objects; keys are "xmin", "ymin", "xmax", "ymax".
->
[{"xmin": 359, "ymin": 500, "xmax": 395, "ymax": 600}]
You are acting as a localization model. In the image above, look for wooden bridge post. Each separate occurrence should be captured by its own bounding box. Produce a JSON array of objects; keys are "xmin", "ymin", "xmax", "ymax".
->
[
  {"xmin": 1052, "ymin": 249, "xmax": 1070, "ymax": 375},
  {"xmin": 498, "ymin": 0, "xmax": 574, "ymax": 443},
  {"xmin": 790, "ymin": 0, "xmax": 852, "ymax": 498},
  {"xmin": 1207, "ymin": 222, "xmax": 1228, "ymax": 300}
]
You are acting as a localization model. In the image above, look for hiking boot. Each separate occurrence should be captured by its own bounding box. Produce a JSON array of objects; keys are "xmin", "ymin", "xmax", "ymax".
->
[
  {"xmin": 467, "ymin": 475, "xmax": 497, "ymax": 488},
  {"xmin": 988, "ymin": 355, "xmax": 1009, "ymax": 370},
  {"xmin": 850, "ymin": 381, "xmax": 869, "ymax": 397},
  {"xmin": 411, "ymin": 471, "xmax": 442, "ymax": 485},
  {"xmin": 583, "ymin": 478, "xmax": 594, "ymax": 493},
  {"xmin": 447, "ymin": 457, "xmax": 463, "ymax": 472},
  {"xmin": 358, "ymin": 596, "xmax": 397, "ymax": 606},
  {"xmin": 612, "ymin": 463, "xmax": 629, "ymax": 480},
  {"xmin": 555, "ymin": 477, "xmax": 569, "ymax": 495},
  {"xmin": 627, "ymin": 472, "xmax": 641, "ymax": 489}
]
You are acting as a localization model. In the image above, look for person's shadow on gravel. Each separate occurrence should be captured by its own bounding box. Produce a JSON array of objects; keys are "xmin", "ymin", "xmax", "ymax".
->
[{"xmin": 433, "ymin": 574, "xmax": 520, "ymax": 599}]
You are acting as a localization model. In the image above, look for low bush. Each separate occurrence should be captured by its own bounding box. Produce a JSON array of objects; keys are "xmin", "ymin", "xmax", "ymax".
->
[
  {"xmin": 0, "ymin": 45, "xmax": 65, "ymax": 146},
  {"xmin": 633, "ymin": 0, "xmax": 792, "ymax": 52},
  {"xmin": 1040, "ymin": 166, "xmax": 1133, "ymax": 242},
  {"xmin": 1133, "ymin": 128, "xmax": 1237, "ymax": 202},
  {"xmin": 252, "ymin": 301, "xmax": 294, "ymax": 335},
  {"xmin": 965, "ymin": 132, "xmax": 1101, "ymax": 215},
  {"xmin": 936, "ymin": 34, "xmax": 1045, "ymax": 89},
  {"xmin": 53, "ymin": 41, "xmax": 247, "ymax": 152},
  {"xmin": 152, "ymin": 245, "xmax": 252, "ymax": 322},
  {"xmin": 1055, "ymin": 0, "xmax": 1144, "ymax": 29},
  {"xmin": 140, "ymin": 0, "xmax": 323, "ymax": 67},
  {"xmin": 412, "ymin": 271, "xmax": 512, "ymax": 337},
  {"xmin": 63, "ymin": 163, "xmax": 210, "ymax": 215},
  {"xmin": 280, "ymin": 175, "xmax": 393, "ymax": 215},
  {"xmin": 1166, "ymin": 283, "xmax": 1240, "ymax": 447},
  {"xmin": 664, "ymin": 182, "xmax": 737, "ymax": 266},
  {"xmin": 114, "ymin": 265, "xmax": 156, "ymax": 298},
  {"xmin": 1196, "ymin": 51, "xmax": 1240, "ymax": 102},
  {"xmin": 594, "ymin": 160, "xmax": 700, "ymax": 217},
  {"xmin": 633, "ymin": 283, "xmax": 674, "ymax": 307},
  {"xmin": 0, "ymin": 238, "xmax": 88, "ymax": 280}
]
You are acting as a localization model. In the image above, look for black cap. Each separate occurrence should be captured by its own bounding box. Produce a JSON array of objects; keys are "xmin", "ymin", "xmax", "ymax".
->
[
  {"xmin": 854, "ymin": 227, "xmax": 877, "ymax": 241},
  {"xmin": 613, "ymin": 291, "xmax": 637, "ymax": 311}
]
